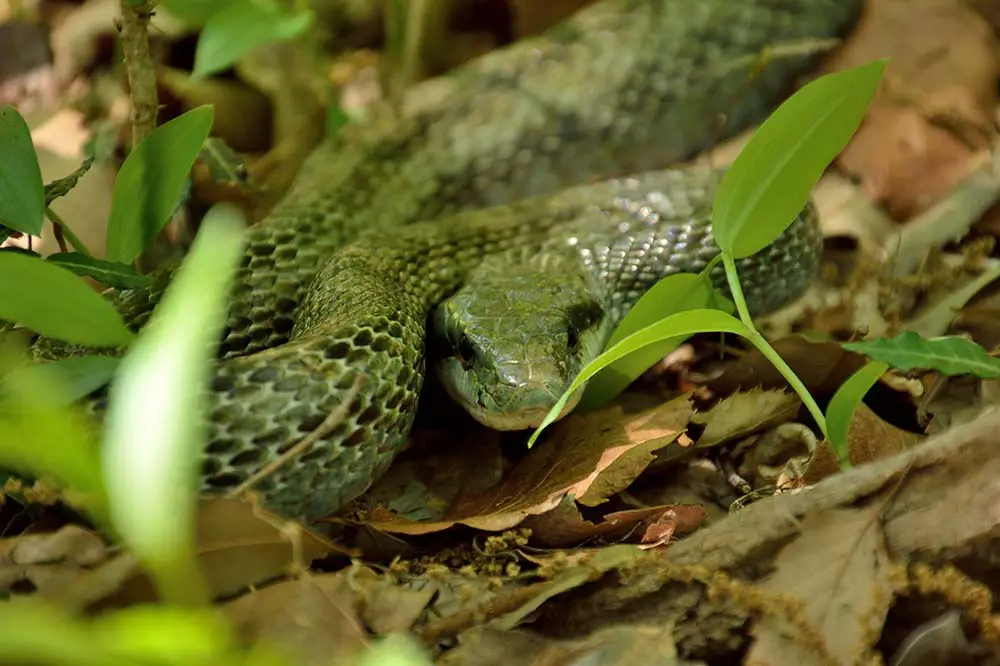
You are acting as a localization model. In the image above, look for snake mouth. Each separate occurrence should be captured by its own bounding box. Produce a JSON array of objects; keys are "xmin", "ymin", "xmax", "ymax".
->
[{"xmin": 460, "ymin": 387, "xmax": 584, "ymax": 431}]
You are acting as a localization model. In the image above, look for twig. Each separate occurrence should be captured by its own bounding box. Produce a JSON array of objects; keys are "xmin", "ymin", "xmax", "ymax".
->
[
  {"xmin": 116, "ymin": 1, "xmax": 159, "ymax": 145},
  {"xmin": 228, "ymin": 374, "xmax": 365, "ymax": 497}
]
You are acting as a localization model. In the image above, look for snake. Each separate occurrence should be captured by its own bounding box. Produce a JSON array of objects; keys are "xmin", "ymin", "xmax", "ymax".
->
[
  {"xmin": 430, "ymin": 168, "xmax": 822, "ymax": 431},
  {"xmin": 36, "ymin": 0, "xmax": 862, "ymax": 522}
]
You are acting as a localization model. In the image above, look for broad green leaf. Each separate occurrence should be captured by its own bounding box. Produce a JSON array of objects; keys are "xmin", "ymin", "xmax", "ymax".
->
[
  {"xmin": 713, "ymin": 60, "xmax": 885, "ymax": 258},
  {"xmin": 105, "ymin": 106, "xmax": 214, "ymax": 264},
  {"xmin": 825, "ymin": 360, "xmax": 889, "ymax": 466},
  {"xmin": 2, "ymin": 356, "xmax": 120, "ymax": 407},
  {"xmin": 92, "ymin": 606, "xmax": 235, "ymax": 662},
  {"xmin": 0, "ymin": 348, "xmax": 110, "ymax": 528},
  {"xmin": 529, "ymin": 308, "xmax": 752, "ymax": 446},
  {"xmin": 48, "ymin": 252, "xmax": 153, "ymax": 289},
  {"xmin": 160, "ymin": 0, "xmax": 239, "ymax": 26},
  {"xmin": 0, "ymin": 105, "xmax": 45, "ymax": 235},
  {"xmin": 103, "ymin": 203, "xmax": 246, "ymax": 605},
  {"xmin": 192, "ymin": 1, "xmax": 314, "ymax": 78},
  {"xmin": 843, "ymin": 331, "xmax": 1000, "ymax": 378},
  {"xmin": 578, "ymin": 271, "xmax": 732, "ymax": 410},
  {"xmin": 0, "ymin": 251, "xmax": 133, "ymax": 347},
  {"xmin": 0, "ymin": 598, "xmax": 123, "ymax": 666}
]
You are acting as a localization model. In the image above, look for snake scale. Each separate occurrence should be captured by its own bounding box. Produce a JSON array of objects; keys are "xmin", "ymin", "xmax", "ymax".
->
[{"xmin": 58, "ymin": 0, "xmax": 862, "ymax": 521}]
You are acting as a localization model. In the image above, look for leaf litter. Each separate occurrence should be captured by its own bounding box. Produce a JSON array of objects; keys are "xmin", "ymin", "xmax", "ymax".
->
[{"xmin": 7, "ymin": 0, "xmax": 1000, "ymax": 663}]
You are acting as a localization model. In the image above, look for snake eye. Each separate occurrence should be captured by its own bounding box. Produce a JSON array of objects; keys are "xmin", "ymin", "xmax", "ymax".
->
[{"xmin": 455, "ymin": 333, "xmax": 476, "ymax": 370}]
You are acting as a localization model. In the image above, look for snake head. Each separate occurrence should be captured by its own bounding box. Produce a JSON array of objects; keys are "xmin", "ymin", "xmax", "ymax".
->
[{"xmin": 430, "ymin": 252, "xmax": 614, "ymax": 431}]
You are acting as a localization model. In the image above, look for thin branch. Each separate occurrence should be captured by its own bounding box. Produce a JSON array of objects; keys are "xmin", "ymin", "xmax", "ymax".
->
[{"xmin": 117, "ymin": 1, "xmax": 160, "ymax": 145}]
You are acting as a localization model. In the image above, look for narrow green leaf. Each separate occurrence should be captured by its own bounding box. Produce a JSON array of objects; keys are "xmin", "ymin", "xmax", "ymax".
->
[
  {"xmin": 44, "ymin": 157, "xmax": 94, "ymax": 206},
  {"xmin": 0, "ymin": 105, "xmax": 45, "ymax": 235},
  {"xmin": 843, "ymin": 331, "xmax": 1000, "ymax": 378},
  {"xmin": 102, "ymin": 203, "xmax": 246, "ymax": 604},
  {"xmin": 48, "ymin": 252, "xmax": 153, "ymax": 289},
  {"xmin": 192, "ymin": 1, "xmax": 314, "ymax": 78},
  {"xmin": 529, "ymin": 308, "xmax": 752, "ymax": 446},
  {"xmin": 0, "ymin": 251, "xmax": 134, "ymax": 347},
  {"xmin": 105, "ymin": 106, "xmax": 214, "ymax": 264},
  {"xmin": 713, "ymin": 60, "xmax": 886, "ymax": 258},
  {"xmin": 578, "ymin": 271, "xmax": 732, "ymax": 410},
  {"xmin": 2, "ymin": 356, "xmax": 120, "ymax": 407},
  {"xmin": 825, "ymin": 360, "xmax": 889, "ymax": 465}
]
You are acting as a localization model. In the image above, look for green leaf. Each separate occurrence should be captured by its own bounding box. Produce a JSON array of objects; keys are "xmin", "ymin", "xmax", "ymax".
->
[
  {"xmin": 102, "ymin": 203, "xmax": 246, "ymax": 605},
  {"xmin": 0, "ymin": 105, "xmax": 45, "ymax": 235},
  {"xmin": 529, "ymin": 308, "xmax": 752, "ymax": 446},
  {"xmin": 825, "ymin": 360, "xmax": 889, "ymax": 466},
  {"xmin": 713, "ymin": 60, "xmax": 885, "ymax": 258},
  {"xmin": 191, "ymin": 0, "xmax": 314, "ymax": 78},
  {"xmin": 0, "ymin": 348, "xmax": 111, "ymax": 528},
  {"xmin": 2, "ymin": 356, "xmax": 120, "ymax": 407},
  {"xmin": 843, "ymin": 331, "xmax": 1000, "ymax": 378},
  {"xmin": 160, "ymin": 0, "xmax": 239, "ymax": 27},
  {"xmin": 0, "ymin": 251, "xmax": 134, "ymax": 347},
  {"xmin": 48, "ymin": 252, "xmax": 153, "ymax": 289},
  {"xmin": 44, "ymin": 157, "xmax": 94, "ymax": 206},
  {"xmin": 578, "ymin": 271, "xmax": 732, "ymax": 410},
  {"xmin": 105, "ymin": 106, "xmax": 214, "ymax": 264}
]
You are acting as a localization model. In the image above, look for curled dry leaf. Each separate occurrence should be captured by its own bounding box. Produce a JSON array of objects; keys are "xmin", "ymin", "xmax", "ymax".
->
[{"xmin": 521, "ymin": 496, "xmax": 706, "ymax": 549}]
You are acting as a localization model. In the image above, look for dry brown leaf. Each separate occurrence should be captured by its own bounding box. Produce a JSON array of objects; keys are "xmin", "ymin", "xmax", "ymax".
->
[
  {"xmin": 0, "ymin": 525, "xmax": 142, "ymax": 609},
  {"xmin": 222, "ymin": 573, "xmax": 368, "ymax": 666},
  {"xmin": 706, "ymin": 337, "xmax": 869, "ymax": 401},
  {"xmin": 106, "ymin": 498, "xmax": 347, "ymax": 605},
  {"xmin": 359, "ymin": 428, "xmax": 504, "ymax": 522},
  {"xmin": 691, "ymin": 389, "xmax": 802, "ymax": 450},
  {"xmin": 439, "ymin": 623, "xmax": 682, "ymax": 666},
  {"xmin": 521, "ymin": 496, "xmax": 706, "ymax": 548},
  {"xmin": 349, "ymin": 394, "xmax": 694, "ymax": 535},
  {"xmin": 826, "ymin": 0, "xmax": 1000, "ymax": 220},
  {"xmin": 804, "ymin": 402, "xmax": 924, "ymax": 484},
  {"xmin": 747, "ymin": 507, "xmax": 895, "ymax": 665}
]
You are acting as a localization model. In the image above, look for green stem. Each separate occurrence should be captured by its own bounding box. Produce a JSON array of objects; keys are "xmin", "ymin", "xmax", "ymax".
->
[{"xmin": 722, "ymin": 253, "xmax": 831, "ymax": 442}]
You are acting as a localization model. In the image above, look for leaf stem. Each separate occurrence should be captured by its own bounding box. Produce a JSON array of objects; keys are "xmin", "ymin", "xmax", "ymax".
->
[
  {"xmin": 722, "ymin": 252, "xmax": 832, "ymax": 442},
  {"xmin": 45, "ymin": 207, "xmax": 93, "ymax": 256}
]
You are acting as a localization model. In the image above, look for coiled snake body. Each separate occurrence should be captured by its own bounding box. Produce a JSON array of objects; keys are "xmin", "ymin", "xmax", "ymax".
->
[{"xmin": 74, "ymin": 0, "xmax": 861, "ymax": 520}]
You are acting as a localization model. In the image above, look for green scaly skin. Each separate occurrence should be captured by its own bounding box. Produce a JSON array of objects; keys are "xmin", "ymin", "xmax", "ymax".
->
[
  {"xmin": 43, "ymin": 0, "xmax": 861, "ymax": 521},
  {"xmin": 432, "ymin": 169, "xmax": 821, "ymax": 430}
]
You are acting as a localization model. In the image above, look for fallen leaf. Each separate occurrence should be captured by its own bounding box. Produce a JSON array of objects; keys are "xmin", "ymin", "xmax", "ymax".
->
[
  {"xmin": 347, "ymin": 395, "xmax": 694, "ymax": 535},
  {"xmin": 826, "ymin": 0, "xmax": 1000, "ymax": 220},
  {"xmin": 521, "ymin": 496, "xmax": 706, "ymax": 548},
  {"xmin": 359, "ymin": 428, "xmax": 504, "ymax": 522},
  {"xmin": 804, "ymin": 402, "xmax": 924, "ymax": 484},
  {"xmin": 439, "ymin": 623, "xmax": 683, "ymax": 666},
  {"xmin": 106, "ymin": 497, "xmax": 347, "ymax": 605},
  {"xmin": 222, "ymin": 573, "xmax": 368, "ymax": 666},
  {"xmin": 747, "ymin": 507, "xmax": 896, "ymax": 665},
  {"xmin": 691, "ymin": 389, "xmax": 802, "ymax": 451}
]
